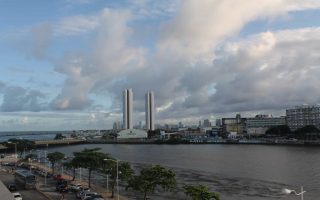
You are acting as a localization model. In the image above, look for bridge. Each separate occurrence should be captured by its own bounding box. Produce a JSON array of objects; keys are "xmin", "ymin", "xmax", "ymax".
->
[{"xmin": 34, "ymin": 139, "xmax": 86, "ymax": 147}]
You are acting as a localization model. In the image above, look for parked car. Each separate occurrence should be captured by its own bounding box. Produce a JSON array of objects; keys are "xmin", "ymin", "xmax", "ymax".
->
[
  {"xmin": 7, "ymin": 184, "xmax": 17, "ymax": 191},
  {"xmin": 12, "ymin": 192, "xmax": 22, "ymax": 200},
  {"xmin": 76, "ymin": 188, "xmax": 90, "ymax": 198},
  {"xmin": 70, "ymin": 183, "xmax": 82, "ymax": 191},
  {"xmin": 81, "ymin": 192, "xmax": 98, "ymax": 200},
  {"xmin": 84, "ymin": 194, "xmax": 104, "ymax": 200}
]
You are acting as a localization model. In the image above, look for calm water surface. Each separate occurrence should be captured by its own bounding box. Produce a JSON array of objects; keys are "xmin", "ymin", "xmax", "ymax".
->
[{"xmin": 48, "ymin": 144, "xmax": 320, "ymax": 199}]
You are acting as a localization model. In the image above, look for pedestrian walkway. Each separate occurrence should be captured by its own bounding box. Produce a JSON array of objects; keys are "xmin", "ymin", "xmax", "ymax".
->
[{"xmin": 31, "ymin": 162, "xmax": 127, "ymax": 200}]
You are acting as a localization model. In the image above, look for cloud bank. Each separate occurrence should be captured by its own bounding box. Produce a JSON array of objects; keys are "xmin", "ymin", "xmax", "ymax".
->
[{"xmin": 2, "ymin": 0, "xmax": 320, "ymax": 129}]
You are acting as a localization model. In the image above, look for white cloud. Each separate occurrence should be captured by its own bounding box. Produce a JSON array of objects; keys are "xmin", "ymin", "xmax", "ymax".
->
[
  {"xmin": 210, "ymin": 27, "xmax": 320, "ymax": 113},
  {"xmin": 21, "ymin": 116, "xmax": 29, "ymax": 124},
  {"xmin": 6, "ymin": 0, "xmax": 320, "ymax": 128},
  {"xmin": 55, "ymin": 15, "xmax": 99, "ymax": 36}
]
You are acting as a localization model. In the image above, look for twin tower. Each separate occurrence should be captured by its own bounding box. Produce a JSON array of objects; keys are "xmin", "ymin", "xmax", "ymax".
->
[{"xmin": 123, "ymin": 89, "xmax": 155, "ymax": 131}]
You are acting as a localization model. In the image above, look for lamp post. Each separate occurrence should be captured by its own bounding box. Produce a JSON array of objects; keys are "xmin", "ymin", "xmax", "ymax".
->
[
  {"xmin": 103, "ymin": 158, "xmax": 119, "ymax": 200},
  {"xmin": 282, "ymin": 186, "xmax": 306, "ymax": 200},
  {"xmin": 44, "ymin": 150, "xmax": 47, "ymax": 185},
  {"xmin": 7, "ymin": 142, "xmax": 17, "ymax": 168}
]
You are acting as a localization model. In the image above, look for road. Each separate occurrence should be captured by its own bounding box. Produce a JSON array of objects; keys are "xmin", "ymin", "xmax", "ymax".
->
[
  {"xmin": 0, "ymin": 170, "xmax": 47, "ymax": 200},
  {"xmin": 0, "ymin": 163, "xmax": 123, "ymax": 200}
]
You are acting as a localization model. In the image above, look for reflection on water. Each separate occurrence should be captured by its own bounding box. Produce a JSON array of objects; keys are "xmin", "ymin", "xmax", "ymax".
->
[{"xmin": 48, "ymin": 144, "xmax": 320, "ymax": 199}]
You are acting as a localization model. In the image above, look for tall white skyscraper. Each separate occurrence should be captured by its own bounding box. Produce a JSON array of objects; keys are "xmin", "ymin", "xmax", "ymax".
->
[
  {"xmin": 123, "ymin": 88, "xmax": 133, "ymax": 129},
  {"xmin": 145, "ymin": 91, "xmax": 155, "ymax": 130}
]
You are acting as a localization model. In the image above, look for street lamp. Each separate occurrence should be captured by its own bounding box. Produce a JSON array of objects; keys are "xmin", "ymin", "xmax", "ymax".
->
[
  {"xmin": 7, "ymin": 142, "xmax": 17, "ymax": 168},
  {"xmin": 103, "ymin": 158, "xmax": 119, "ymax": 200},
  {"xmin": 43, "ymin": 150, "xmax": 48, "ymax": 185},
  {"xmin": 282, "ymin": 186, "xmax": 306, "ymax": 200}
]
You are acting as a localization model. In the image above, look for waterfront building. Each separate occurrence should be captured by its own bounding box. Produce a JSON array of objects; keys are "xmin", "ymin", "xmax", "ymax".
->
[
  {"xmin": 117, "ymin": 129, "xmax": 147, "ymax": 139},
  {"xmin": 123, "ymin": 88, "xmax": 133, "ymax": 129},
  {"xmin": 222, "ymin": 114, "xmax": 246, "ymax": 136},
  {"xmin": 246, "ymin": 115, "xmax": 286, "ymax": 135},
  {"xmin": 286, "ymin": 104, "xmax": 320, "ymax": 131},
  {"xmin": 145, "ymin": 91, "xmax": 155, "ymax": 131}
]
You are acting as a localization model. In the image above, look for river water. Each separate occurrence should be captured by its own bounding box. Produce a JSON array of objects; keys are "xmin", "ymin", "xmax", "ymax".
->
[{"xmin": 47, "ymin": 144, "xmax": 320, "ymax": 199}]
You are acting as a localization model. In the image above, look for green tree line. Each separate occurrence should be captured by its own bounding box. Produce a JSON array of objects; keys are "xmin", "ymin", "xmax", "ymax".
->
[{"xmin": 45, "ymin": 148, "xmax": 220, "ymax": 200}]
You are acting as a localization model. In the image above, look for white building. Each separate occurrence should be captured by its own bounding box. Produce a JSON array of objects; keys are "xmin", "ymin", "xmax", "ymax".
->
[
  {"xmin": 145, "ymin": 91, "xmax": 155, "ymax": 130},
  {"xmin": 286, "ymin": 104, "xmax": 320, "ymax": 131},
  {"xmin": 123, "ymin": 88, "xmax": 133, "ymax": 129},
  {"xmin": 117, "ymin": 129, "xmax": 148, "ymax": 139}
]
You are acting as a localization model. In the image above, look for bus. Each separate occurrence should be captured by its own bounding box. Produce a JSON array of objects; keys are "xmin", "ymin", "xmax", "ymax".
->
[{"xmin": 14, "ymin": 170, "xmax": 36, "ymax": 189}]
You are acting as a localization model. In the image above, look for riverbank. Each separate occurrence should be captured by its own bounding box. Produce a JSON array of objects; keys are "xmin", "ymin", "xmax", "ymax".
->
[{"xmin": 86, "ymin": 138, "xmax": 320, "ymax": 146}]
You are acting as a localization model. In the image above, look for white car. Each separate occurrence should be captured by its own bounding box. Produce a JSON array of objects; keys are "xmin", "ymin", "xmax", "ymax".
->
[
  {"xmin": 70, "ymin": 183, "xmax": 82, "ymax": 191},
  {"xmin": 81, "ymin": 192, "xmax": 98, "ymax": 200},
  {"xmin": 12, "ymin": 192, "xmax": 22, "ymax": 200}
]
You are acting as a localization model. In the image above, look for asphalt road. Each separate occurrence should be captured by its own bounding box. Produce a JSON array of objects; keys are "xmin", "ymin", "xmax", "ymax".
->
[
  {"xmin": 0, "ymin": 165, "xmax": 86, "ymax": 200},
  {"xmin": 0, "ymin": 170, "xmax": 48, "ymax": 200}
]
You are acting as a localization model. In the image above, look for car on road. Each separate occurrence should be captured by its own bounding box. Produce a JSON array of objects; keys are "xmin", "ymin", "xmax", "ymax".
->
[
  {"xmin": 75, "ymin": 188, "xmax": 90, "ymax": 197},
  {"xmin": 80, "ymin": 192, "xmax": 98, "ymax": 200},
  {"xmin": 70, "ymin": 183, "xmax": 82, "ymax": 191},
  {"xmin": 12, "ymin": 192, "xmax": 22, "ymax": 200},
  {"xmin": 7, "ymin": 184, "xmax": 17, "ymax": 191},
  {"xmin": 84, "ymin": 194, "xmax": 104, "ymax": 200}
]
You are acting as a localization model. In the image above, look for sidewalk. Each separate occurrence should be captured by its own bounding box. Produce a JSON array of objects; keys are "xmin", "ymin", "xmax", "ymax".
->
[{"xmin": 29, "ymin": 162, "xmax": 127, "ymax": 200}]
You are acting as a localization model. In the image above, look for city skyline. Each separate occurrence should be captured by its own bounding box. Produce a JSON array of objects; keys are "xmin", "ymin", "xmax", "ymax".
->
[{"xmin": 1, "ymin": 1, "xmax": 320, "ymax": 131}]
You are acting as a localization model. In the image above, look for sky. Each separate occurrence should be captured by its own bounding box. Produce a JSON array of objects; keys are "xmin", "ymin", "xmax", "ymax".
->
[{"xmin": 1, "ymin": 0, "xmax": 320, "ymax": 131}]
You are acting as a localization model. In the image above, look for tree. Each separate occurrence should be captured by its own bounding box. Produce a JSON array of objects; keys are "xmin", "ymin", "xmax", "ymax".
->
[
  {"xmin": 102, "ymin": 160, "xmax": 133, "ymax": 198},
  {"xmin": 73, "ymin": 148, "xmax": 107, "ymax": 188},
  {"xmin": 293, "ymin": 125, "xmax": 320, "ymax": 139},
  {"xmin": 47, "ymin": 152, "xmax": 65, "ymax": 174},
  {"xmin": 128, "ymin": 165, "xmax": 176, "ymax": 200},
  {"xmin": 265, "ymin": 125, "xmax": 291, "ymax": 137},
  {"xmin": 184, "ymin": 184, "xmax": 220, "ymax": 200},
  {"xmin": 64, "ymin": 156, "xmax": 82, "ymax": 181},
  {"xmin": 54, "ymin": 133, "xmax": 66, "ymax": 140}
]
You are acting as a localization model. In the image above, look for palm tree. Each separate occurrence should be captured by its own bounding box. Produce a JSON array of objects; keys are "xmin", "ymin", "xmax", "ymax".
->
[
  {"xmin": 73, "ymin": 148, "xmax": 107, "ymax": 188},
  {"xmin": 64, "ymin": 157, "xmax": 81, "ymax": 181},
  {"xmin": 47, "ymin": 152, "xmax": 65, "ymax": 174}
]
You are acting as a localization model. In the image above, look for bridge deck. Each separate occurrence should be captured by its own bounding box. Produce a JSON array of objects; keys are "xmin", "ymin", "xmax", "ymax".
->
[{"xmin": 34, "ymin": 139, "xmax": 85, "ymax": 145}]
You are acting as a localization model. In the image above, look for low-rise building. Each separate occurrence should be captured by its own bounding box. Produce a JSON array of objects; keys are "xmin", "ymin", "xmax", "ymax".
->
[
  {"xmin": 117, "ymin": 129, "xmax": 148, "ymax": 139},
  {"xmin": 222, "ymin": 114, "xmax": 246, "ymax": 136}
]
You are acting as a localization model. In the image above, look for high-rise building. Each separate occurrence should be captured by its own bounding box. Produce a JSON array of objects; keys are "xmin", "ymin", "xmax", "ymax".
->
[
  {"xmin": 286, "ymin": 104, "xmax": 320, "ymax": 131},
  {"xmin": 203, "ymin": 119, "xmax": 211, "ymax": 127},
  {"xmin": 123, "ymin": 88, "xmax": 133, "ymax": 129},
  {"xmin": 216, "ymin": 119, "xmax": 222, "ymax": 126},
  {"xmin": 145, "ymin": 91, "xmax": 155, "ymax": 130},
  {"xmin": 113, "ymin": 121, "xmax": 122, "ymax": 130}
]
